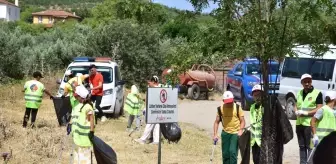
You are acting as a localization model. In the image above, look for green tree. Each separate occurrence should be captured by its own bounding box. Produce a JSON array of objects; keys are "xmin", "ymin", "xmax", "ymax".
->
[
  {"xmin": 188, "ymin": 0, "xmax": 336, "ymax": 163},
  {"xmin": 87, "ymin": 20, "xmax": 164, "ymax": 90}
]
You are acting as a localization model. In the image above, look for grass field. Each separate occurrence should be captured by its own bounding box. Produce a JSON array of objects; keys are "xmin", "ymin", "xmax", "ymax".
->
[{"xmin": 0, "ymin": 76, "xmax": 223, "ymax": 164}]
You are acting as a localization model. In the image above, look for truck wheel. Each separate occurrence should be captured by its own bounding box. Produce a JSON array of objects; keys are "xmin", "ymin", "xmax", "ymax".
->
[
  {"xmin": 188, "ymin": 84, "xmax": 200, "ymax": 100},
  {"xmin": 285, "ymin": 97, "xmax": 297, "ymax": 120},
  {"xmin": 112, "ymin": 103, "xmax": 121, "ymax": 119}
]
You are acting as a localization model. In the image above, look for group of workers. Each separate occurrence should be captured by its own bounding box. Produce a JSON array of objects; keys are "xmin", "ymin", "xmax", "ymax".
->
[
  {"xmin": 22, "ymin": 64, "xmax": 105, "ymax": 163},
  {"xmin": 213, "ymin": 73, "xmax": 336, "ymax": 164},
  {"xmin": 23, "ymin": 65, "xmax": 336, "ymax": 164}
]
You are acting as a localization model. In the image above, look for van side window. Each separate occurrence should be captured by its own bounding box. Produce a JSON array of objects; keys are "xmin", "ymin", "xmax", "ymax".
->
[
  {"xmin": 115, "ymin": 66, "xmax": 121, "ymax": 82},
  {"xmin": 282, "ymin": 57, "xmax": 335, "ymax": 81}
]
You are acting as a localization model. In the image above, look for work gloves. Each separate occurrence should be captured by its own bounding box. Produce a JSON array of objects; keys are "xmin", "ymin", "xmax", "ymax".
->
[
  {"xmin": 66, "ymin": 124, "xmax": 72, "ymax": 135},
  {"xmin": 89, "ymin": 131, "xmax": 94, "ymax": 141},
  {"xmin": 313, "ymin": 134, "xmax": 319, "ymax": 147},
  {"xmin": 295, "ymin": 110, "xmax": 308, "ymax": 116},
  {"xmin": 213, "ymin": 137, "xmax": 218, "ymax": 145}
]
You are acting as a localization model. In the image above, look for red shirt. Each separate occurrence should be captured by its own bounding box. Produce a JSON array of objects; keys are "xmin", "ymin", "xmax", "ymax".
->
[{"xmin": 89, "ymin": 73, "xmax": 104, "ymax": 96}]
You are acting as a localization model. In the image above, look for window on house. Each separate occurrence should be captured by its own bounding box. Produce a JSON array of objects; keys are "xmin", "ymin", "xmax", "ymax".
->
[
  {"xmin": 48, "ymin": 16, "xmax": 52, "ymax": 23},
  {"xmin": 38, "ymin": 16, "xmax": 42, "ymax": 23}
]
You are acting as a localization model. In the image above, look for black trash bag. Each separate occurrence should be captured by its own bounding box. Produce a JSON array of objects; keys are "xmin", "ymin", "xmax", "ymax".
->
[
  {"xmin": 52, "ymin": 97, "xmax": 72, "ymax": 126},
  {"xmin": 160, "ymin": 123, "xmax": 182, "ymax": 143},
  {"xmin": 239, "ymin": 129, "xmax": 251, "ymax": 164},
  {"xmin": 92, "ymin": 136, "xmax": 117, "ymax": 164},
  {"xmin": 259, "ymin": 95, "xmax": 293, "ymax": 164},
  {"xmin": 313, "ymin": 131, "xmax": 336, "ymax": 164}
]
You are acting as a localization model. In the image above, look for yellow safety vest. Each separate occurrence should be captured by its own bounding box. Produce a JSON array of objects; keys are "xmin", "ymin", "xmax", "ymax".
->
[
  {"xmin": 316, "ymin": 105, "xmax": 336, "ymax": 141},
  {"xmin": 24, "ymin": 80, "xmax": 45, "ymax": 109},
  {"xmin": 250, "ymin": 103, "xmax": 263, "ymax": 147},
  {"xmin": 71, "ymin": 103, "xmax": 94, "ymax": 147},
  {"xmin": 296, "ymin": 89, "xmax": 320, "ymax": 126},
  {"xmin": 124, "ymin": 93, "xmax": 141, "ymax": 115},
  {"xmin": 66, "ymin": 76, "xmax": 84, "ymax": 108}
]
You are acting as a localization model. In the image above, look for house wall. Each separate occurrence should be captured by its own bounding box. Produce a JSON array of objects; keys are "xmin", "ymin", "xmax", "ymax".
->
[
  {"xmin": 7, "ymin": 5, "xmax": 20, "ymax": 21},
  {"xmin": 0, "ymin": 5, "xmax": 7, "ymax": 20},
  {"xmin": 33, "ymin": 16, "xmax": 78, "ymax": 24},
  {"xmin": 33, "ymin": 15, "xmax": 54, "ymax": 24}
]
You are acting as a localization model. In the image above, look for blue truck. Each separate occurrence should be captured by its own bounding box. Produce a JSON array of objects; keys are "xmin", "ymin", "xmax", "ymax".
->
[{"xmin": 226, "ymin": 58, "xmax": 281, "ymax": 110}]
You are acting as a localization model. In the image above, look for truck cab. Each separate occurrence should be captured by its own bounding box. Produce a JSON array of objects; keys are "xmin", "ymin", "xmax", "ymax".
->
[
  {"xmin": 226, "ymin": 58, "xmax": 280, "ymax": 110},
  {"xmin": 56, "ymin": 57, "xmax": 125, "ymax": 117}
]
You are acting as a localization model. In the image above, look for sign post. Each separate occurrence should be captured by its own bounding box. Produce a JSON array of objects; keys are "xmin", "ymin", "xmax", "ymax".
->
[{"xmin": 146, "ymin": 87, "xmax": 178, "ymax": 164}]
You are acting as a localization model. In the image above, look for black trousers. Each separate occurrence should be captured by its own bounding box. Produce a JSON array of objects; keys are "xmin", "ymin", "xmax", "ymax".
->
[
  {"xmin": 296, "ymin": 125, "xmax": 312, "ymax": 164},
  {"xmin": 23, "ymin": 108, "xmax": 38, "ymax": 128},
  {"xmin": 90, "ymin": 95, "xmax": 104, "ymax": 117},
  {"xmin": 252, "ymin": 143, "xmax": 261, "ymax": 164}
]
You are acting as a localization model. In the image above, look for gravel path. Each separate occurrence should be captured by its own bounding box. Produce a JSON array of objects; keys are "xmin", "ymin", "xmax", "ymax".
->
[{"xmin": 178, "ymin": 100, "xmax": 300, "ymax": 164}]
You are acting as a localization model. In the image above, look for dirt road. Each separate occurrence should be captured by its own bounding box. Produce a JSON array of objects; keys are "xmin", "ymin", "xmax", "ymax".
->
[{"xmin": 178, "ymin": 100, "xmax": 299, "ymax": 164}]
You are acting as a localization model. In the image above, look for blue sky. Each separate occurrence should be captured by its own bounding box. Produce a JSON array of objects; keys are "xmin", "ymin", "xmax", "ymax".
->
[{"xmin": 152, "ymin": 0, "xmax": 218, "ymax": 13}]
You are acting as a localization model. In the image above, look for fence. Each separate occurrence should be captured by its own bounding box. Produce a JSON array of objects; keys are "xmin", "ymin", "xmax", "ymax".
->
[{"xmin": 213, "ymin": 68, "xmax": 231, "ymax": 93}]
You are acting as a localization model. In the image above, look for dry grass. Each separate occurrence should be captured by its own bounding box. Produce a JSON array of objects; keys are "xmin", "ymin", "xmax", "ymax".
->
[{"xmin": 0, "ymin": 77, "xmax": 223, "ymax": 164}]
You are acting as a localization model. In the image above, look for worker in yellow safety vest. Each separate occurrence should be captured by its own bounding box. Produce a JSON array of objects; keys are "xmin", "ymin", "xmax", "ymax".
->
[
  {"xmin": 22, "ymin": 71, "xmax": 54, "ymax": 128},
  {"xmin": 62, "ymin": 70, "xmax": 89, "ymax": 109},
  {"xmin": 125, "ymin": 85, "xmax": 144, "ymax": 131},
  {"xmin": 294, "ymin": 74, "xmax": 323, "ymax": 164},
  {"xmin": 250, "ymin": 84, "xmax": 264, "ymax": 164},
  {"xmin": 69, "ymin": 85, "xmax": 95, "ymax": 164},
  {"xmin": 311, "ymin": 91, "xmax": 336, "ymax": 147}
]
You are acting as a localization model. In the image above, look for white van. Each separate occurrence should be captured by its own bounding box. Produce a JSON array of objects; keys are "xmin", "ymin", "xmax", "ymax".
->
[
  {"xmin": 278, "ymin": 45, "xmax": 336, "ymax": 120},
  {"xmin": 56, "ymin": 57, "xmax": 125, "ymax": 117}
]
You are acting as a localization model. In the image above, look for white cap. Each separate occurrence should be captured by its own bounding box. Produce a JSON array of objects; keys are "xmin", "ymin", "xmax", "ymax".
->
[
  {"xmin": 131, "ymin": 85, "xmax": 139, "ymax": 94},
  {"xmin": 75, "ymin": 85, "xmax": 89, "ymax": 99},
  {"xmin": 325, "ymin": 91, "xmax": 336, "ymax": 100},
  {"xmin": 222, "ymin": 91, "xmax": 234, "ymax": 103},
  {"xmin": 76, "ymin": 73, "xmax": 83, "ymax": 77},
  {"xmin": 65, "ymin": 70, "xmax": 72, "ymax": 76},
  {"xmin": 252, "ymin": 84, "xmax": 263, "ymax": 93},
  {"xmin": 301, "ymin": 74, "xmax": 312, "ymax": 81}
]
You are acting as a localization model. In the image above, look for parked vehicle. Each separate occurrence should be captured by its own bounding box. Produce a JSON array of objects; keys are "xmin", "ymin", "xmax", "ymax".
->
[
  {"xmin": 278, "ymin": 45, "xmax": 336, "ymax": 120},
  {"xmin": 226, "ymin": 58, "xmax": 280, "ymax": 111},
  {"xmin": 56, "ymin": 57, "xmax": 126, "ymax": 117},
  {"xmin": 161, "ymin": 64, "xmax": 216, "ymax": 100}
]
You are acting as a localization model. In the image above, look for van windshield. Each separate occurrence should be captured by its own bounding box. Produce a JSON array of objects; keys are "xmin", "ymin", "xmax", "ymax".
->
[
  {"xmin": 281, "ymin": 57, "xmax": 335, "ymax": 81},
  {"xmin": 63, "ymin": 66, "xmax": 113, "ymax": 84},
  {"xmin": 246, "ymin": 64, "xmax": 280, "ymax": 75}
]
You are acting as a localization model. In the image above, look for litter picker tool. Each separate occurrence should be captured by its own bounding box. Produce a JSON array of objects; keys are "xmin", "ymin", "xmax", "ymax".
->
[
  {"xmin": 56, "ymin": 123, "xmax": 72, "ymax": 164},
  {"xmin": 210, "ymin": 138, "xmax": 218, "ymax": 164},
  {"xmin": 306, "ymin": 147, "xmax": 316, "ymax": 164},
  {"xmin": 128, "ymin": 115, "xmax": 143, "ymax": 137}
]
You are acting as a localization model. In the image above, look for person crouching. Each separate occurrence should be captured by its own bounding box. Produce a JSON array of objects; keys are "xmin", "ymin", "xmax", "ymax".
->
[{"xmin": 70, "ymin": 85, "xmax": 95, "ymax": 164}]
